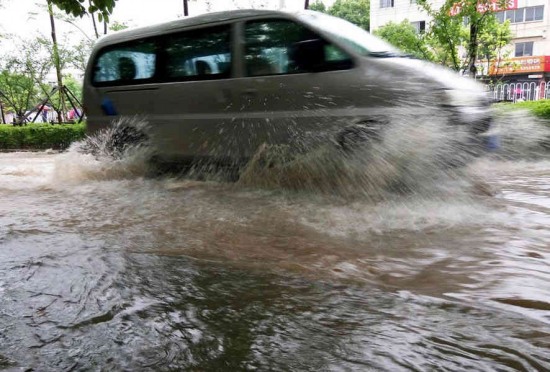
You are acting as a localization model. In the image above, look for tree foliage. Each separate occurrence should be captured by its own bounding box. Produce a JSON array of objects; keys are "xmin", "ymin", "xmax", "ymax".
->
[
  {"xmin": 416, "ymin": 0, "xmax": 463, "ymax": 70},
  {"xmin": 310, "ymin": 0, "xmax": 370, "ymax": 31},
  {"xmin": 477, "ymin": 17, "xmax": 512, "ymax": 78},
  {"xmin": 374, "ymin": 21, "xmax": 433, "ymax": 60},
  {"xmin": 63, "ymin": 74, "xmax": 83, "ymax": 102},
  {"xmin": 417, "ymin": 0, "xmax": 511, "ymax": 75},
  {"xmin": 0, "ymin": 40, "xmax": 51, "ymax": 122},
  {"xmin": 0, "ymin": 0, "xmax": 121, "ymax": 124},
  {"xmin": 109, "ymin": 20, "xmax": 129, "ymax": 32},
  {"xmin": 309, "ymin": 1, "xmax": 326, "ymax": 12},
  {"xmin": 0, "ymin": 30, "xmax": 87, "ymax": 124},
  {"xmin": 0, "ymin": 71, "xmax": 40, "ymax": 122},
  {"xmin": 48, "ymin": 0, "xmax": 117, "ymax": 22}
]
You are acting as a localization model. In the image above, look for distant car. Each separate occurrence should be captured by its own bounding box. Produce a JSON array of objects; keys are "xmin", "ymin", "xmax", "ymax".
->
[{"xmin": 83, "ymin": 9, "xmax": 493, "ymax": 167}]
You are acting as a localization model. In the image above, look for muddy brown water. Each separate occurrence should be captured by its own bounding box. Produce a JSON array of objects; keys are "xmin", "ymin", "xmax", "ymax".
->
[{"xmin": 1, "ymin": 119, "xmax": 550, "ymax": 370}]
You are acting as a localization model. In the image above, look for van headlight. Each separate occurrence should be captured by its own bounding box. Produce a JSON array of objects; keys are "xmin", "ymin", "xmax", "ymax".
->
[
  {"xmin": 442, "ymin": 89, "xmax": 492, "ymax": 132},
  {"xmin": 444, "ymin": 89, "xmax": 487, "ymax": 107}
]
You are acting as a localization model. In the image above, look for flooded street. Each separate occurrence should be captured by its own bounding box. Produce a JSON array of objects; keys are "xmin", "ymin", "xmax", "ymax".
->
[{"xmin": 1, "ymin": 141, "xmax": 550, "ymax": 370}]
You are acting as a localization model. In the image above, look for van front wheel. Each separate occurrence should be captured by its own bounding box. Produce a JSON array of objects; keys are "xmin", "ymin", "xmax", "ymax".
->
[
  {"xmin": 335, "ymin": 121, "xmax": 386, "ymax": 153},
  {"xmin": 108, "ymin": 126, "xmax": 149, "ymax": 158}
]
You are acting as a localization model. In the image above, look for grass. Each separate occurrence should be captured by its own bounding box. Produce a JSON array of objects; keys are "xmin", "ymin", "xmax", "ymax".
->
[
  {"xmin": 0, "ymin": 122, "xmax": 86, "ymax": 150},
  {"xmin": 511, "ymin": 100, "xmax": 550, "ymax": 121},
  {"xmin": 495, "ymin": 99, "xmax": 550, "ymax": 123}
]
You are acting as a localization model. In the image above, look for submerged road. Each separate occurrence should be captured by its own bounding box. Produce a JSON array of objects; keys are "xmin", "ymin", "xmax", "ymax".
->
[{"xmin": 0, "ymin": 146, "xmax": 550, "ymax": 370}]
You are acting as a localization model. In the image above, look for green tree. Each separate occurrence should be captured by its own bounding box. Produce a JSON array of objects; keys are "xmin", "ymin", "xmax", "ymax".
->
[
  {"xmin": 477, "ymin": 17, "xmax": 512, "ymax": 80},
  {"xmin": 417, "ymin": 0, "xmax": 463, "ymax": 70},
  {"xmin": 109, "ymin": 20, "xmax": 129, "ymax": 32},
  {"xmin": 36, "ymin": 32, "xmax": 85, "ymax": 115},
  {"xmin": 309, "ymin": 1, "xmax": 326, "ymax": 12},
  {"xmin": 48, "ymin": 0, "xmax": 117, "ymax": 22},
  {"xmin": 71, "ymin": 39, "xmax": 94, "ymax": 75},
  {"xmin": 0, "ymin": 40, "xmax": 50, "ymax": 123},
  {"xmin": 417, "ymin": 0, "xmax": 511, "ymax": 75},
  {"xmin": 0, "ymin": 71, "xmax": 39, "ymax": 123},
  {"xmin": 62, "ymin": 74, "xmax": 83, "ymax": 103},
  {"xmin": 374, "ymin": 20, "xmax": 433, "ymax": 60},
  {"xmin": 46, "ymin": 0, "xmax": 69, "ymax": 122},
  {"xmin": 310, "ymin": 0, "xmax": 370, "ymax": 31}
]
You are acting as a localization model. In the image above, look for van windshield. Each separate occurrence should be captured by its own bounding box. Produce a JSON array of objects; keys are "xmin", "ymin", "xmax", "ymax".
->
[{"xmin": 298, "ymin": 11, "xmax": 402, "ymax": 57}]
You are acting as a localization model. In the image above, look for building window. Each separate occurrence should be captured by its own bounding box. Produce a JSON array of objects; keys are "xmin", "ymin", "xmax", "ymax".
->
[
  {"xmin": 534, "ymin": 6, "xmax": 544, "ymax": 21},
  {"xmin": 504, "ymin": 11, "xmax": 514, "ymax": 22},
  {"xmin": 524, "ymin": 7, "xmax": 536, "ymax": 21},
  {"xmin": 525, "ymin": 5, "xmax": 544, "ymax": 22},
  {"xmin": 411, "ymin": 21, "xmax": 425, "ymax": 33},
  {"xmin": 513, "ymin": 8, "xmax": 524, "ymax": 23},
  {"xmin": 515, "ymin": 42, "xmax": 533, "ymax": 57},
  {"xmin": 497, "ymin": 6, "xmax": 544, "ymax": 23},
  {"xmin": 380, "ymin": 0, "xmax": 394, "ymax": 8}
]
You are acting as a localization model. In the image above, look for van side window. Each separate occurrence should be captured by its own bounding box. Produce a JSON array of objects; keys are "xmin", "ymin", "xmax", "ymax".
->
[
  {"xmin": 244, "ymin": 20, "xmax": 352, "ymax": 77},
  {"xmin": 93, "ymin": 40, "xmax": 156, "ymax": 85},
  {"xmin": 164, "ymin": 26, "xmax": 231, "ymax": 80}
]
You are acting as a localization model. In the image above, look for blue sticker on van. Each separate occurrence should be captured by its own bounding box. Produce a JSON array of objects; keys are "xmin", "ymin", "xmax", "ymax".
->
[
  {"xmin": 101, "ymin": 97, "xmax": 118, "ymax": 116},
  {"xmin": 486, "ymin": 134, "xmax": 500, "ymax": 151}
]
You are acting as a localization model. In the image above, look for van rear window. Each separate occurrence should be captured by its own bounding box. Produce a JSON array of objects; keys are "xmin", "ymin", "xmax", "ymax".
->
[
  {"xmin": 165, "ymin": 26, "xmax": 231, "ymax": 80},
  {"xmin": 93, "ymin": 40, "xmax": 156, "ymax": 85},
  {"xmin": 91, "ymin": 26, "xmax": 232, "ymax": 86}
]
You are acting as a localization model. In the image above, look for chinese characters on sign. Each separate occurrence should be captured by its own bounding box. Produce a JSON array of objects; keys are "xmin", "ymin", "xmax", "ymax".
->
[
  {"xmin": 450, "ymin": 0, "xmax": 517, "ymax": 16},
  {"xmin": 489, "ymin": 56, "xmax": 550, "ymax": 75}
]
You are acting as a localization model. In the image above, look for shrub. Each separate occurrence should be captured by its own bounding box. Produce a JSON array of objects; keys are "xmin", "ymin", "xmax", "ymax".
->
[
  {"xmin": 0, "ymin": 122, "xmax": 86, "ymax": 150},
  {"xmin": 513, "ymin": 100, "xmax": 550, "ymax": 121},
  {"xmin": 497, "ymin": 100, "xmax": 550, "ymax": 123}
]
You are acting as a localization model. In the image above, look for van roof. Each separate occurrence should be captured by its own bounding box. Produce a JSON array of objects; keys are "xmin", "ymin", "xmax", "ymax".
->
[{"xmin": 94, "ymin": 9, "xmax": 302, "ymax": 48}]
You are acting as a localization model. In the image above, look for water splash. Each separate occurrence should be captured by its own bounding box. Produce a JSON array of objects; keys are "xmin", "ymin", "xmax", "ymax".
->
[
  {"xmin": 236, "ymin": 108, "xmax": 550, "ymax": 199},
  {"xmin": 489, "ymin": 109, "xmax": 550, "ymax": 159},
  {"xmin": 78, "ymin": 116, "xmax": 153, "ymax": 161},
  {"xmin": 48, "ymin": 110, "xmax": 550, "ymax": 197},
  {"xmin": 237, "ymin": 109, "xmax": 480, "ymax": 200},
  {"xmin": 53, "ymin": 117, "xmax": 154, "ymax": 183}
]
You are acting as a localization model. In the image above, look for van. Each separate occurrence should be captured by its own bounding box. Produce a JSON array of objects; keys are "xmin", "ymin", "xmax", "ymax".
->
[{"xmin": 83, "ymin": 9, "xmax": 492, "ymax": 167}]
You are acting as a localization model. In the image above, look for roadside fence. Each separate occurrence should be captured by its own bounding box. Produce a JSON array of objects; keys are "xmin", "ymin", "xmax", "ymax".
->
[{"xmin": 487, "ymin": 82, "xmax": 550, "ymax": 102}]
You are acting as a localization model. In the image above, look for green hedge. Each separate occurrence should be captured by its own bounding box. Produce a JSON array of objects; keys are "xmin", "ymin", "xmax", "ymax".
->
[
  {"xmin": 0, "ymin": 123, "xmax": 86, "ymax": 150},
  {"xmin": 497, "ymin": 99, "xmax": 550, "ymax": 122}
]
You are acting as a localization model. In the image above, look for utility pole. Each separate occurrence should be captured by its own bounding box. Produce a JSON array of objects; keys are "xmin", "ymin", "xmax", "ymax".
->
[
  {"xmin": 89, "ymin": 0, "xmax": 100, "ymax": 38},
  {"xmin": 47, "ymin": 0, "xmax": 67, "ymax": 123},
  {"xmin": 183, "ymin": 0, "xmax": 189, "ymax": 16},
  {"xmin": 305, "ymin": 0, "xmax": 309, "ymax": 9},
  {"xmin": 0, "ymin": 101, "xmax": 5, "ymax": 124}
]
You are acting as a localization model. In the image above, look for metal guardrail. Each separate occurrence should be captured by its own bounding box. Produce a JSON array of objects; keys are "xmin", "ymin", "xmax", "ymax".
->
[{"xmin": 487, "ymin": 82, "xmax": 550, "ymax": 102}]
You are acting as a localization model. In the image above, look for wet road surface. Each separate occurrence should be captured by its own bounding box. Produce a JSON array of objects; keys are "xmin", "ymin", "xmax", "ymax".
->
[{"xmin": 1, "ymin": 144, "xmax": 550, "ymax": 370}]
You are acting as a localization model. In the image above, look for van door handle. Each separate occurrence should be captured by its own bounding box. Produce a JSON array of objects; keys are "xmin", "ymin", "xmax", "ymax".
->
[
  {"xmin": 242, "ymin": 89, "xmax": 258, "ymax": 97},
  {"xmin": 218, "ymin": 88, "xmax": 232, "ymax": 103}
]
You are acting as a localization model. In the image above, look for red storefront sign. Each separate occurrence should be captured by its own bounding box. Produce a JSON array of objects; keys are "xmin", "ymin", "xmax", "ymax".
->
[
  {"xmin": 450, "ymin": 0, "xmax": 518, "ymax": 16},
  {"xmin": 488, "ymin": 56, "xmax": 550, "ymax": 75}
]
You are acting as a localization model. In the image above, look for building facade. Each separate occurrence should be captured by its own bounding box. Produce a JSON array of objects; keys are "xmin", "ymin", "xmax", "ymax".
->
[{"xmin": 370, "ymin": 0, "xmax": 550, "ymax": 97}]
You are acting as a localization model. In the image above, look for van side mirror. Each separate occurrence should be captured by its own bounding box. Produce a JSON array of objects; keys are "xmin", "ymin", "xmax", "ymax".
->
[{"xmin": 290, "ymin": 39, "xmax": 326, "ymax": 73}]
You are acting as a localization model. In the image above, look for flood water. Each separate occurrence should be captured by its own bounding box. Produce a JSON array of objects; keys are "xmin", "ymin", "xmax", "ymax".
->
[{"xmin": 1, "ymin": 116, "xmax": 550, "ymax": 370}]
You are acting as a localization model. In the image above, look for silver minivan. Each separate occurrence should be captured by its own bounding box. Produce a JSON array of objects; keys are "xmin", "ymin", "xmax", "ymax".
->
[{"xmin": 83, "ymin": 9, "xmax": 492, "ymax": 166}]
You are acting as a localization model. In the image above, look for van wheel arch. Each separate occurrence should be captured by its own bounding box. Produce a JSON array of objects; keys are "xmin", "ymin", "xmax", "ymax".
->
[
  {"xmin": 109, "ymin": 125, "xmax": 149, "ymax": 157},
  {"xmin": 335, "ymin": 117, "xmax": 389, "ymax": 153}
]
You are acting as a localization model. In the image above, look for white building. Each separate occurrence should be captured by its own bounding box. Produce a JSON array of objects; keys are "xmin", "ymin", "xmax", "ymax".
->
[{"xmin": 370, "ymin": 0, "xmax": 550, "ymax": 85}]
